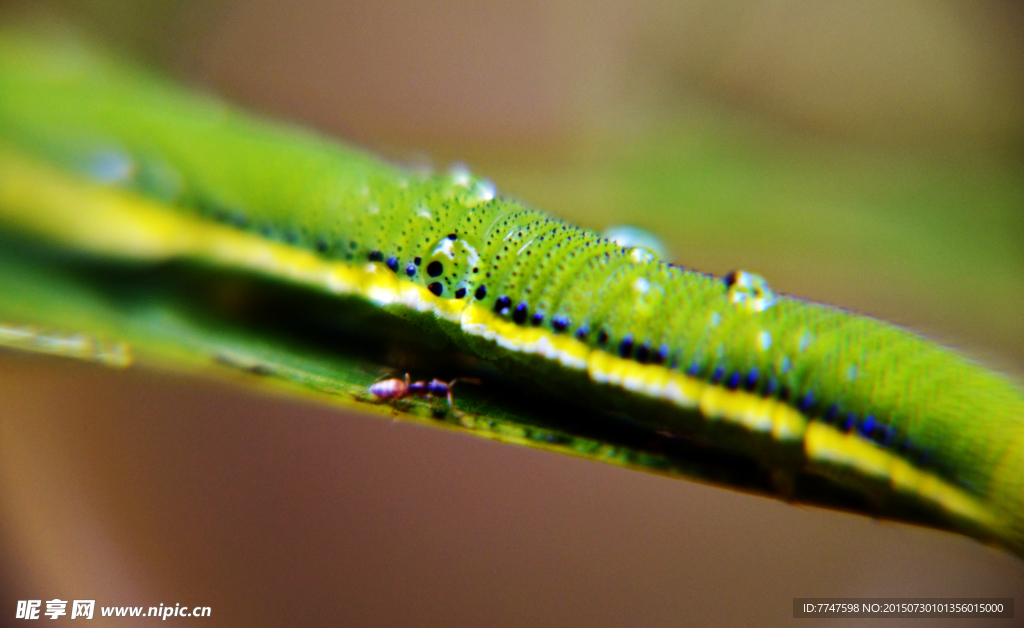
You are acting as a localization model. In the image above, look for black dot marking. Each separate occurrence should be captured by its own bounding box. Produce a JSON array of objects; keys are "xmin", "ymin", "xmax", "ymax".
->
[
  {"xmin": 799, "ymin": 392, "xmax": 815, "ymax": 412},
  {"xmin": 723, "ymin": 271, "xmax": 739, "ymax": 288},
  {"xmin": 472, "ymin": 267, "xmax": 479, "ymax": 273},
  {"xmin": 635, "ymin": 341, "xmax": 650, "ymax": 363},
  {"xmin": 597, "ymin": 330, "xmax": 609, "ymax": 345},
  {"xmin": 764, "ymin": 377, "xmax": 778, "ymax": 396},
  {"xmin": 859, "ymin": 414, "xmax": 876, "ymax": 438},
  {"xmin": 711, "ymin": 366, "xmax": 725, "ymax": 383},
  {"xmin": 414, "ymin": 257, "xmax": 422, "ymax": 266},
  {"xmin": 447, "ymin": 233, "xmax": 457, "ymax": 240},
  {"xmin": 386, "ymin": 257, "xmax": 398, "ymax": 272},
  {"xmin": 552, "ymin": 315, "xmax": 569, "ymax": 332},
  {"xmin": 475, "ymin": 285, "xmax": 487, "ymax": 300},
  {"xmin": 726, "ymin": 372, "xmax": 741, "ymax": 389},
  {"xmin": 654, "ymin": 344, "xmax": 669, "ymax": 364},
  {"xmin": 779, "ymin": 386, "xmax": 791, "ymax": 401},
  {"xmin": 368, "ymin": 250, "xmax": 384, "ymax": 262},
  {"xmin": 842, "ymin": 412, "xmax": 857, "ymax": 432},
  {"xmin": 455, "ymin": 287, "xmax": 467, "ymax": 299},
  {"xmin": 349, "ymin": 241, "xmax": 358, "ymax": 249},
  {"xmin": 284, "ymin": 229, "xmax": 299, "ymax": 244},
  {"xmin": 531, "ymin": 313, "xmax": 544, "ymax": 326},
  {"xmin": 874, "ymin": 425, "xmax": 895, "ymax": 447},
  {"xmin": 405, "ymin": 265, "xmax": 416, "ymax": 276},
  {"xmin": 513, "ymin": 303, "xmax": 528, "ymax": 324},
  {"xmin": 260, "ymin": 223, "xmax": 275, "ymax": 238},
  {"xmin": 745, "ymin": 367, "xmax": 759, "ymax": 390},
  {"xmin": 824, "ymin": 403, "xmax": 839, "ymax": 423},
  {"xmin": 494, "ymin": 295, "xmax": 512, "ymax": 314},
  {"xmin": 427, "ymin": 261, "xmax": 443, "ymax": 277},
  {"xmin": 687, "ymin": 362, "xmax": 701, "ymax": 376},
  {"xmin": 428, "ymin": 282, "xmax": 443, "ymax": 296},
  {"xmin": 315, "ymin": 238, "xmax": 329, "ymax": 253},
  {"xmin": 575, "ymin": 324, "xmax": 589, "ymax": 340},
  {"xmin": 618, "ymin": 335, "xmax": 634, "ymax": 359}
]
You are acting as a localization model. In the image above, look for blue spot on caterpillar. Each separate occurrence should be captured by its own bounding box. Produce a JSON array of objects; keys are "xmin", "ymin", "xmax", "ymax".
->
[{"xmin": 1, "ymin": 33, "xmax": 1022, "ymax": 558}]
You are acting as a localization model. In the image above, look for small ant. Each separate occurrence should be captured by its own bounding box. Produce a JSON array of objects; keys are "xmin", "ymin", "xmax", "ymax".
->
[{"xmin": 369, "ymin": 373, "xmax": 479, "ymax": 414}]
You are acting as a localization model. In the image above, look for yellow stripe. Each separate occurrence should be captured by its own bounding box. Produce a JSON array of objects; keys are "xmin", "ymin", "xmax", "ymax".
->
[
  {"xmin": 1, "ymin": 148, "xmax": 1005, "ymax": 535},
  {"xmin": 0, "ymin": 147, "xmax": 809, "ymax": 444},
  {"xmin": 804, "ymin": 422, "xmax": 999, "ymax": 528}
]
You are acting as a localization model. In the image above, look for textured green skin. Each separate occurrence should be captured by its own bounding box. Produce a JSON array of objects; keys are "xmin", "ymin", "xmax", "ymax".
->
[{"xmin": 1, "ymin": 32, "xmax": 1022, "ymax": 552}]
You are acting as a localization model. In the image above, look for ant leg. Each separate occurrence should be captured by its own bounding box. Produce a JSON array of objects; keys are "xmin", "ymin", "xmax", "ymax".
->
[{"xmin": 444, "ymin": 377, "xmax": 480, "ymax": 416}]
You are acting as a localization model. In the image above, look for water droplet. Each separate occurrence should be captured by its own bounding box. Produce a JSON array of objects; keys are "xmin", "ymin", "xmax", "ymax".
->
[
  {"xmin": 433, "ymin": 238, "xmax": 457, "ymax": 260},
  {"xmin": 423, "ymin": 234, "xmax": 482, "ymax": 294},
  {"xmin": 602, "ymin": 225, "xmax": 668, "ymax": 259},
  {"xmin": 448, "ymin": 163, "xmax": 472, "ymax": 188},
  {"xmin": 629, "ymin": 248, "xmax": 655, "ymax": 263},
  {"xmin": 468, "ymin": 179, "xmax": 496, "ymax": 205},
  {"xmin": 632, "ymin": 277, "xmax": 650, "ymax": 294},
  {"xmin": 87, "ymin": 149, "xmax": 136, "ymax": 183},
  {"xmin": 758, "ymin": 330, "xmax": 772, "ymax": 351},
  {"xmin": 724, "ymin": 270, "xmax": 776, "ymax": 312}
]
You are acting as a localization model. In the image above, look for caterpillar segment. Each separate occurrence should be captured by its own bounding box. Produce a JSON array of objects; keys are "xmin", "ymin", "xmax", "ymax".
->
[{"xmin": 0, "ymin": 31, "xmax": 1022, "ymax": 556}]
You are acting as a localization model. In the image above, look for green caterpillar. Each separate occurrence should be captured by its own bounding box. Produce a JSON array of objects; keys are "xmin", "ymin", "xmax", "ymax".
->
[{"xmin": 1, "ymin": 30, "xmax": 1022, "ymax": 557}]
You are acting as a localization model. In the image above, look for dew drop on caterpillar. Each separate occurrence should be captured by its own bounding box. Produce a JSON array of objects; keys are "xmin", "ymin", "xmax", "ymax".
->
[
  {"xmin": 601, "ymin": 225, "xmax": 669, "ymax": 260},
  {"xmin": 0, "ymin": 32, "xmax": 1022, "ymax": 558}
]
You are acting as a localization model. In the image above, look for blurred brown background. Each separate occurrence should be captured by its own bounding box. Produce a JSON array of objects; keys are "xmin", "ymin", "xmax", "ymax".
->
[{"xmin": 1, "ymin": 1, "xmax": 1023, "ymax": 626}]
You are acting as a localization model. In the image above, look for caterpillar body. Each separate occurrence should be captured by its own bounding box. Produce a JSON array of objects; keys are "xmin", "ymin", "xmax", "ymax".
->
[{"xmin": 0, "ymin": 32, "xmax": 1022, "ymax": 556}]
